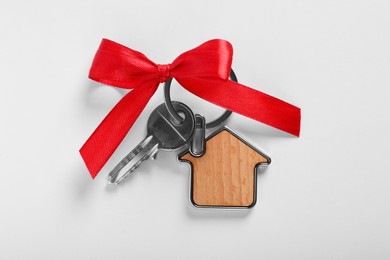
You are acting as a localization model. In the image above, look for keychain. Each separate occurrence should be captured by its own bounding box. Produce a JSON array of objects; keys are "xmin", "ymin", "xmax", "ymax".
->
[{"xmin": 80, "ymin": 39, "xmax": 301, "ymax": 210}]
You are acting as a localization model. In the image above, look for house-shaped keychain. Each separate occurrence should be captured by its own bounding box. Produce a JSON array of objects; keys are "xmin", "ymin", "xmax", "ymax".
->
[{"xmin": 179, "ymin": 127, "xmax": 271, "ymax": 208}]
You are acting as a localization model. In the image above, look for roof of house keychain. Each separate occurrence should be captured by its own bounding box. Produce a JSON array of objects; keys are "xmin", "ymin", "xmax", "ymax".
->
[{"xmin": 164, "ymin": 70, "xmax": 271, "ymax": 208}]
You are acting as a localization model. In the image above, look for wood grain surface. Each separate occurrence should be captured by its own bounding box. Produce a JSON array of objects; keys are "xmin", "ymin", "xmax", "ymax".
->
[{"xmin": 180, "ymin": 129, "xmax": 270, "ymax": 207}]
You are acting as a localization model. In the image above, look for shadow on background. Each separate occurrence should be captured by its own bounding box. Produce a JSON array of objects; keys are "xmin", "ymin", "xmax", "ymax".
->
[{"xmin": 69, "ymin": 161, "xmax": 94, "ymax": 201}]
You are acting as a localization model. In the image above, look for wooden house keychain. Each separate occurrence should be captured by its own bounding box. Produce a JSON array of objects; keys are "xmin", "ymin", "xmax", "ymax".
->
[{"xmin": 164, "ymin": 70, "xmax": 271, "ymax": 209}]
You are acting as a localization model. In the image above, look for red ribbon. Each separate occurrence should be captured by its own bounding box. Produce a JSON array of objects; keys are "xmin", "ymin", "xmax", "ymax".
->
[{"xmin": 80, "ymin": 39, "xmax": 301, "ymax": 178}]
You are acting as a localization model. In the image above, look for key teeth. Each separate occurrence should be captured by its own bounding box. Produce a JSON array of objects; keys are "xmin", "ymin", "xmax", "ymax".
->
[
  {"xmin": 116, "ymin": 153, "xmax": 152, "ymax": 183},
  {"xmin": 107, "ymin": 136, "xmax": 159, "ymax": 185}
]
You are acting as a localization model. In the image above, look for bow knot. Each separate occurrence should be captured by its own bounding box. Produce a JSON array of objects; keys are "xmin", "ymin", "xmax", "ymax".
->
[{"xmin": 157, "ymin": 64, "xmax": 171, "ymax": 83}]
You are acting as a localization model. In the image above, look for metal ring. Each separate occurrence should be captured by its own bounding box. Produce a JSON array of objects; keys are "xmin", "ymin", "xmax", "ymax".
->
[{"xmin": 164, "ymin": 69, "xmax": 238, "ymax": 129}]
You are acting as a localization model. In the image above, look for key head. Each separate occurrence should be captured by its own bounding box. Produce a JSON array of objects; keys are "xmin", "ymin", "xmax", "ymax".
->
[{"xmin": 147, "ymin": 102, "xmax": 195, "ymax": 150}]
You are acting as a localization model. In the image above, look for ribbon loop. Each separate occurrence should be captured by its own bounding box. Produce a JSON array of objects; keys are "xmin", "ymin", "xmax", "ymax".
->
[{"xmin": 80, "ymin": 39, "xmax": 301, "ymax": 179}]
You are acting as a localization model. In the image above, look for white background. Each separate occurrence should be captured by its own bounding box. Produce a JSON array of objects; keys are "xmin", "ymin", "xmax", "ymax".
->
[{"xmin": 1, "ymin": 0, "xmax": 389, "ymax": 259}]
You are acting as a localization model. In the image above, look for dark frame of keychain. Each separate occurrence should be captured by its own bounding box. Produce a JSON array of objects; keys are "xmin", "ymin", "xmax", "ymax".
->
[{"xmin": 178, "ymin": 126, "xmax": 271, "ymax": 209}]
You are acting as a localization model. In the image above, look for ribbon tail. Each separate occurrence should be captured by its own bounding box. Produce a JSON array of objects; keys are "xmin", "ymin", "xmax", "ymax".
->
[
  {"xmin": 80, "ymin": 83, "xmax": 159, "ymax": 178},
  {"xmin": 178, "ymin": 78, "xmax": 301, "ymax": 137}
]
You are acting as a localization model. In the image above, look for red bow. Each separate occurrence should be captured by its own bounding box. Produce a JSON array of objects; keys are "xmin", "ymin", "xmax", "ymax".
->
[{"xmin": 80, "ymin": 39, "xmax": 301, "ymax": 178}]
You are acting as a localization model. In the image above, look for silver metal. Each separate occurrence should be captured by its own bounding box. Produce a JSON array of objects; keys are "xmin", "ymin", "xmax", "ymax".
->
[
  {"xmin": 189, "ymin": 115, "xmax": 206, "ymax": 157},
  {"xmin": 108, "ymin": 136, "xmax": 159, "ymax": 184},
  {"xmin": 164, "ymin": 69, "xmax": 238, "ymax": 129},
  {"xmin": 108, "ymin": 102, "xmax": 195, "ymax": 185}
]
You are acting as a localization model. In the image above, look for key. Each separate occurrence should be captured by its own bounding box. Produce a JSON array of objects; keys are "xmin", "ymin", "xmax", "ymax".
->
[{"xmin": 107, "ymin": 101, "xmax": 195, "ymax": 185}]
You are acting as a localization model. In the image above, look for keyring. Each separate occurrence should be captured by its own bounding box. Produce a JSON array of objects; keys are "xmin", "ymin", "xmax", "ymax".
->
[{"xmin": 164, "ymin": 69, "xmax": 238, "ymax": 129}]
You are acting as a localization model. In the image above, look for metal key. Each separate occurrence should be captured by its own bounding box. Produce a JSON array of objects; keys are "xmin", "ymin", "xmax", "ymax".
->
[{"xmin": 107, "ymin": 101, "xmax": 195, "ymax": 185}]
